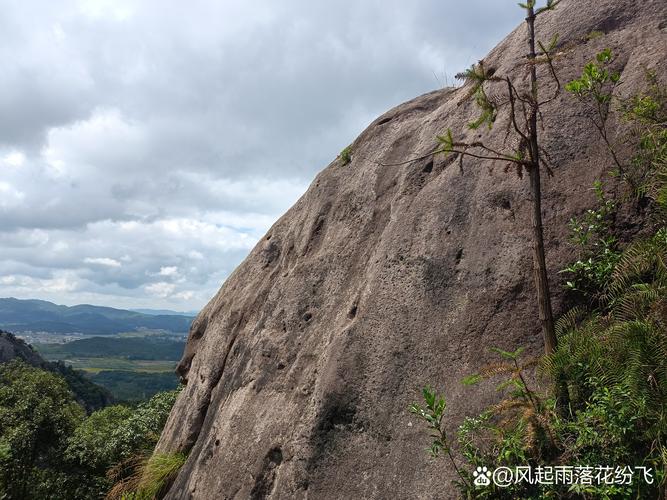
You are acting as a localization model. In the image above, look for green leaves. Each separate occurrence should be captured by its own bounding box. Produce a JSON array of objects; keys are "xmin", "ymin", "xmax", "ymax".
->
[
  {"xmin": 454, "ymin": 62, "xmax": 500, "ymax": 130},
  {"xmin": 411, "ymin": 386, "xmax": 446, "ymax": 424},
  {"xmin": 562, "ymin": 180, "xmax": 620, "ymax": 296},
  {"xmin": 596, "ymin": 47, "xmax": 613, "ymax": 64},
  {"xmin": 536, "ymin": 0, "xmax": 561, "ymax": 14},
  {"xmin": 519, "ymin": 0, "xmax": 560, "ymax": 14},
  {"xmin": 565, "ymin": 49, "xmax": 621, "ymax": 106},
  {"xmin": 461, "ymin": 374, "xmax": 483, "ymax": 386},
  {"xmin": 66, "ymin": 405, "xmax": 134, "ymax": 472},
  {"xmin": 0, "ymin": 360, "xmax": 86, "ymax": 498},
  {"xmin": 436, "ymin": 129, "xmax": 454, "ymax": 152},
  {"xmin": 410, "ymin": 387, "xmax": 449, "ymax": 458},
  {"xmin": 339, "ymin": 146, "xmax": 352, "ymax": 166},
  {"xmin": 490, "ymin": 346, "xmax": 525, "ymax": 360},
  {"xmin": 537, "ymin": 33, "xmax": 559, "ymax": 57}
]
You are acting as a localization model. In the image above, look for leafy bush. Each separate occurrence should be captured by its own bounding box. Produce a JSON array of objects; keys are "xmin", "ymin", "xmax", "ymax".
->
[
  {"xmin": 66, "ymin": 405, "xmax": 134, "ymax": 473},
  {"xmin": 106, "ymin": 389, "xmax": 181, "ymax": 464},
  {"xmin": 0, "ymin": 357, "xmax": 181, "ymax": 499},
  {"xmin": 561, "ymin": 181, "xmax": 620, "ymax": 297},
  {"xmin": 412, "ymin": 348, "xmax": 559, "ymax": 499},
  {"xmin": 90, "ymin": 370, "xmax": 179, "ymax": 403},
  {"xmin": 567, "ymin": 50, "xmax": 667, "ymax": 209},
  {"xmin": 48, "ymin": 360, "xmax": 114, "ymax": 412},
  {"xmin": 0, "ymin": 360, "xmax": 86, "ymax": 499},
  {"xmin": 412, "ymin": 228, "xmax": 667, "ymax": 498},
  {"xmin": 339, "ymin": 146, "xmax": 352, "ymax": 165}
]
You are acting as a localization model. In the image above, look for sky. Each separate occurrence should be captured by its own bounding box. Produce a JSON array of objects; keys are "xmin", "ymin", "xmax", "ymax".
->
[{"xmin": 0, "ymin": 0, "xmax": 523, "ymax": 312}]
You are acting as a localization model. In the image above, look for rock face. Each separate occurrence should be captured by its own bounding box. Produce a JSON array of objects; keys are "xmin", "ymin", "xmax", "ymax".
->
[{"xmin": 157, "ymin": 1, "xmax": 667, "ymax": 498}]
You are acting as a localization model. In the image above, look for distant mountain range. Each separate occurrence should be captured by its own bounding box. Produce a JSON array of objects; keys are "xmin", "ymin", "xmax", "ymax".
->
[
  {"xmin": 0, "ymin": 298, "xmax": 194, "ymax": 335},
  {"xmin": 131, "ymin": 308, "xmax": 199, "ymax": 317}
]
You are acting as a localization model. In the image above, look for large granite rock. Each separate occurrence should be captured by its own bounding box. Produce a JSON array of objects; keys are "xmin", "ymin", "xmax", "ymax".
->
[{"xmin": 157, "ymin": 1, "xmax": 667, "ymax": 497}]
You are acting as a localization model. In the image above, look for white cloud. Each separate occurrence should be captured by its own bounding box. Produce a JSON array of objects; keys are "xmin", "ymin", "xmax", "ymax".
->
[
  {"xmin": 188, "ymin": 250, "xmax": 203, "ymax": 260},
  {"xmin": 158, "ymin": 266, "xmax": 178, "ymax": 277},
  {"xmin": 77, "ymin": 0, "xmax": 135, "ymax": 21},
  {"xmin": 43, "ymin": 108, "xmax": 146, "ymax": 175},
  {"xmin": 2, "ymin": 151, "xmax": 26, "ymax": 167},
  {"xmin": 145, "ymin": 281, "xmax": 176, "ymax": 298},
  {"xmin": 37, "ymin": 275, "xmax": 78, "ymax": 293},
  {"xmin": 0, "ymin": 182, "xmax": 25, "ymax": 207},
  {"xmin": 174, "ymin": 290, "xmax": 194, "ymax": 301},
  {"xmin": 84, "ymin": 257, "xmax": 122, "ymax": 267},
  {"xmin": 0, "ymin": 0, "xmax": 522, "ymax": 309}
]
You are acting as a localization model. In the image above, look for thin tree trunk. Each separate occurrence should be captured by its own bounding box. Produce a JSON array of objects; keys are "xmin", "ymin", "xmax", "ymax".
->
[{"xmin": 526, "ymin": 7, "xmax": 557, "ymax": 356}]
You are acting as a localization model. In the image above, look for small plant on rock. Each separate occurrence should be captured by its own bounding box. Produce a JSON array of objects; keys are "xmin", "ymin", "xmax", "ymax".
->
[{"xmin": 339, "ymin": 146, "xmax": 352, "ymax": 166}]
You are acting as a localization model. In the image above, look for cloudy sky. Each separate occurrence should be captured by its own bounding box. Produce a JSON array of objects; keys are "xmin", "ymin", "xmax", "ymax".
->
[{"xmin": 0, "ymin": 0, "xmax": 522, "ymax": 312}]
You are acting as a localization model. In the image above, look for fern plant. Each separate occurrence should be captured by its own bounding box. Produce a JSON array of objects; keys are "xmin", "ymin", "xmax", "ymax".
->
[{"xmin": 543, "ymin": 228, "xmax": 667, "ymax": 493}]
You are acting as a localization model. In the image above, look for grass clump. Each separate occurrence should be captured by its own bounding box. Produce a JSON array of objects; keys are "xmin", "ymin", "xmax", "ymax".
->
[
  {"xmin": 339, "ymin": 146, "xmax": 352, "ymax": 165},
  {"xmin": 107, "ymin": 452, "xmax": 187, "ymax": 500},
  {"xmin": 586, "ymin": 30, "xmax": 604, "ymax": 40}
]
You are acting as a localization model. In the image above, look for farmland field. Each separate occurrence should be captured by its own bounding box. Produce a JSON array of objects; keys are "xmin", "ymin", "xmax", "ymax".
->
[{"xmin": 33, "ymin": 335, "xmax": 183, "ymax": 401}]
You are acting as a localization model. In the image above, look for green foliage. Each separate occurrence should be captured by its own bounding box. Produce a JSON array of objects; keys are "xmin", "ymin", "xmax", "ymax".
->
[
  {"xmin": 36, "ymin": 336, "xmax": 186, "ymax": 361},
  {"xmin": 49, "ymin": 360, "xmax": 113, "ymax": 412},
  {"xmin": 518, "ymin": 0, "xmax": 560, "ymax": 15},
  {"xmin": 0, "ymin": 360, "xmax": 86, "ymax": 499},
  {"xmin": 339, "ymin": 146, "xmax": 352, "ymax": 165},
  {"xmin": 567, "ymin": 52, "xmax": 667, "ymax": 208},
  {"xmin": 586, "ymin": 30, "xmax": 604, "ymax": 41},
  {"xmin": 412, "ymin": 229, "xmax": 667, "ymax": 497},
  {"xmin": 66, "ymin": 388, "xmax": 180, "ymax": 498},
  {"xmin": 550, "ymin": 382, "xmax": 650, "ymax": 498},
  {"xmin": 557, "ymin": 380, "xmax": 642, "ymax": 465},
  {"xmin": 545, "ymin": 229, "xmax": 667, "ymax": 495},
  {"xmin": 561, "ymin": 181, "xmax": 621, "ymax": 295},
  {"xmin": 414, "ymin": 321, "xmax": 666, "ymax": 498},
  {"xmin": 413, "ymin": 348, "xmax": 558, "ymax": 499},
  {"xmin": 566, "ymin": 49, "xmax": 626, "ymax": 183},
  {"xmin": 411, "ymin": 388, "xmax": 472, "ymax": 494},
  {"xmin": 66, "ymin": 389, "xmax": 180, "ymax": 498},
  {"xmin": 565, "ymin": 49, "xmax": 620, "ymax": 102},
  {"xmin": 410, "ymin": 387, "xmax": 449, "ymax": 458},
  {"xmin": 620, "ymin": 71, "xmax": 667, "ymax": 207},
  {"xmin": 0, "ymin": 357, "xmax": 180, "ymax": 499},
  {"xmin": 436, "ymin": 129, "xmax": 455, "ymax": 151},
  {"xmin": 135, "ymin": 452, "xmax": 187, "ymax": 499},
  {"xmin": 105, "ymin": 389, "xmax": 181, "ymax": 463},
  {"xmin": 455, "ymin": 62, "xmax": 500, "ymax": 130},
  {"xmin": 90, "ymin": 370, "xmax": 179, "ymax": 403},
  {"xmin": 567, "ymin": 181, "xmax": 615, "ymax": 248},
  {"xmin": 66, "ymin": 405, "xmax": 134, "ymax": 473}
]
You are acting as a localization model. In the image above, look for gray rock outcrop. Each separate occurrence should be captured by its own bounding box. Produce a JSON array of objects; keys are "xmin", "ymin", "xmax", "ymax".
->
[{"xmin": 157, "ymin": 1, "xmax": 667, "ymax": 497}]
